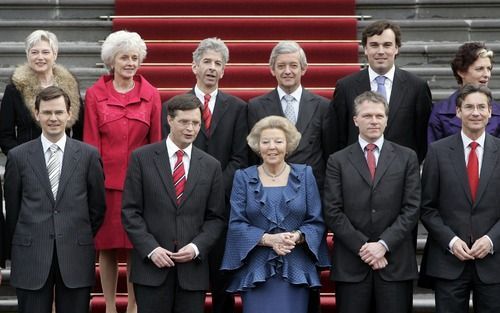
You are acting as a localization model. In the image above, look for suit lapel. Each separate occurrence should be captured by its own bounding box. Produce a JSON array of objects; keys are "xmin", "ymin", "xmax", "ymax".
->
[
  {"xmin": 295, "ymin": 89, "xmax": 317, "ymax": 134},
  {"xmin": 55, "ymin": 139, "xmax": 80, "ymax": 206},
  {"xmin": 153, "ymin": 144, "xmax": 178, "ymax": 206},
  {"xmin": 386, "ymin": 68, "xmax": 407, "ymax": 134},
  {"xmin": 209, "ymin": 91, "xmax": 229, "ymax": 135},
  {"xmin": 181, "ymin": 147, "xmax": 202, "ymax": 208},
  {"xmin": 373, "ymin": 142, "xmax": 397, "ymax": 188},
  {"xmin": 264, "ymin": 89, "xmax": 285, "ymax": 117},
  {"xmin": 475, "ymin": 134, "xmax": 499, "ymax": 205},
  {"xmin": 449, "ymin": 135, "xmax": 473, "ymax": 204},
  {"xmin": 347, "ymin": 144, "xmax": 373, "ymax": 186},
  {"xmin": 356, "ymin": 69, "xmax": 372, "ymax": 95},
  {"xmin": 29, "ymin": 139, "xmax": 56, "ymax": 204}
]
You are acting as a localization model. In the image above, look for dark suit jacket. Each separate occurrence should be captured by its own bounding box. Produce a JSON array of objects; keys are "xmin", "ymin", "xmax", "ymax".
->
[
  {"xmin": 121, "ymin": 142, "xmax": 226, "ymax": 291},
  {"xmin": 420, "ymin": 133, "xmax": 500, "ymax": 284},
  {"xmin": 323, "ymin": 140, "xmax": 420, "ymax": 282},
  {"xmin": 162, "ymin": 90, "xmax": 248, "ymax": 199},
  {"xmin": 4, "ymin": 137, "xmax": 106, "ymax": 290},
  {"xmin": 330, "ymin": 68, "xmax": 432, "ymax": 162},
  {"xmin": 247, "ymin": 88, "xmax": 333, "ymax": 192}
]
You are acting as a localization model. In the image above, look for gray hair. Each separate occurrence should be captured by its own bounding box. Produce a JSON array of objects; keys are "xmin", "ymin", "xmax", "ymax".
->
[
  {"xmin": 101, "ymin": 30, "xmax": 147, "ymax": 70},
  {"xmin": 269, "ymin": 41, "xmax": 308, "ymax": 69},
  {"xmin": 25, "ymin": 30, "xmax": 59, "ymax": 56},
  {"xmin": 353, "ymin": 91, "xmax": 389, "ymax": 116},
  {"xmin": 247, "ymin": 115, "xmax": 301, "ymax": 155},
  {"xmin": 192, "ymin": 37, "xmax": 229, "ymax": 65}
]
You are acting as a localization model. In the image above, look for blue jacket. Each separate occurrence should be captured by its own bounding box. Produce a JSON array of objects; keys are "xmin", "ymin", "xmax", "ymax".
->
[{"xmin": 221, "ymin": 164, "xmax": 330, "ymax": 292}]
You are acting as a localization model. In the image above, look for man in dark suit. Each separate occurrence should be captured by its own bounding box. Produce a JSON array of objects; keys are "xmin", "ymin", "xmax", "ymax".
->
[
  {"xmin": 123, "ymin": 94, "xmax": 226, "ymax": 313},
  {"xmin": 161, "ymin": 37, "xmax": 247, "ymax": 313},
  {"xmin": 4, "ymin": 86, "xmax": 106, "ymax": 313},
  {"xmin": 331, "ymin": 20, "xmax": 432, "ymax": 163},
  {"xmin": 247, "ymin": 40, "xmax": 333, "ymax": 194},
  {"xmin": 323, "ymin": 91, "xmax": 420, "ymax": 313},
  {"xmin": 420, "ymin": 85, "xmax": 500, "ymax": 313}
]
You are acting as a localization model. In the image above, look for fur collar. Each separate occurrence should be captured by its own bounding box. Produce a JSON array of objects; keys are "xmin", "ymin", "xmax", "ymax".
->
[{"xmin": 11, "ymin": 64, "xmax": 81, "ymax": 128}]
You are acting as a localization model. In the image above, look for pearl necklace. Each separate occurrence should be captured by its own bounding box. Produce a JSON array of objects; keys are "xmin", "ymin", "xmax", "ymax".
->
[{"xmin": 261, "ymin": 163, "xmax": 287, "ymax": 181}]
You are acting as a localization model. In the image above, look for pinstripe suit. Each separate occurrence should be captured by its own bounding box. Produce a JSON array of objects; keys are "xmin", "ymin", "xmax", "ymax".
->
[
  {"xmin": 4, "ymin": 136, "xmax": 106, "ymax": 312},
  {"xmin": 122, "ymin": 140, "xmax": 226, "ymax": 312}
]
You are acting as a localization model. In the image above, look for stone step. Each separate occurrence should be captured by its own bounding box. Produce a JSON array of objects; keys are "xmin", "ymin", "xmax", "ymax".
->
[
  {"xmin": 0, "ymin": 42, "xmax": 102, "ymax": 69},
  {"xmin": 356, "ymin": 0, "xmax": 500, "ymax": 19},
  {"xmin": 0, "ymin": 0, "xmax": 114, "ymax": 20},
  {"xmin": 0, "ymin": 20, "xmax": 111, "ymax": 42},
  {"xmin": 358, "ymin": 19, "xmax": 500, "ymax": 43}
]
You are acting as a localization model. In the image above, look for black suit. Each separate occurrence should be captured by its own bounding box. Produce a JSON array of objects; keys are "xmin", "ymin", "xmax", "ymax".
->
[
  {"xmin": 420, "ymin": 133, "xmax": 500, "ymax": 312},
  {"xmin": 4, "ymin": 137, "xmax": 106, "ymax": 313},
  {"xmin": 122, "ymin": 141, "xmax": 226, "ymax": 313},
  {"xmin": 323, "ymin": 140, "xmax": 420, "ymax": 313},
  {"xmin": 331, "ymin": 68, "xmax": 432, "ymax": 162},
  {"xmin": 162, "ymin": 90, "xmax": 247, "ymax": 313},
  {"xmin": 248, "ymin": 88, "xmax": 333, "ymax": 193}
]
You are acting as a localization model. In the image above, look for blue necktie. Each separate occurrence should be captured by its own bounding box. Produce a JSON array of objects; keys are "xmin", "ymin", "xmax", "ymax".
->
[{"xmin": 375, "ymin": 76, "xmax": 387, "ymax": 100}]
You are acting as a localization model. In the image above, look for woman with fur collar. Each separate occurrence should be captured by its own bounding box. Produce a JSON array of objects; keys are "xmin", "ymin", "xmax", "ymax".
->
[{"xmin": 0, "ymin": 30, "xmax": 83, "ymax": 155}]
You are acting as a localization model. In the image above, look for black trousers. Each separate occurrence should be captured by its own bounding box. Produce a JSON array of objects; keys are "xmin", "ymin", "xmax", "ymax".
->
[
  {"xmin": 134, "ymin": 267, "xmax": 205, "ymax": 313},
  {"xmin": 209, "ymin": 232, "xmax": 235, "ymax": 313},
  {"xmin": 335, "ymin": 271, "xmax": 413, "ymax": 313},
  {"xmin": 434, "ymin": 261, "xmax": 500, "ymax": 313},
  {"xmin": 16, "ymin": 249, "xmax": 91, "ymax": 313}
]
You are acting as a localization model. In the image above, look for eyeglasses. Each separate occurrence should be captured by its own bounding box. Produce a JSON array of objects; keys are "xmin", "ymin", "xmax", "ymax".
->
[
  {"xmin": 461, "ymin": 104, "xmax": 490, "ymax": 112},
  {"xmin": 176, "ymin": 120, "xmax": 201, "ymax": 128}
]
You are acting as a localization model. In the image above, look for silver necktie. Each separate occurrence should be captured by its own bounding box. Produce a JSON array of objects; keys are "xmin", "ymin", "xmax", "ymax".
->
[
  {"xmin": 283, "ymin": 94, "xmax": 297, "ymax": 124},
  {"xmin": 47, "ymin": 144, "xmax": 61, "ymax": 198}
]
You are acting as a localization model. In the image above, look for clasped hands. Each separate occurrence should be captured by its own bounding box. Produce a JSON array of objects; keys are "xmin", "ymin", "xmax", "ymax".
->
[
  {"xmin": 451, "ymin": 236, "xmax": 492, "ymax": 261},
  {"xmin": 359, "ymin": 242, "xmax": 388, "ymax": 270},
  {"xmin": 150, "ymin": 245, "xmax": 196, "ymax": 268},
  {"xmin": 261, "ymin": 232, "xmax": 302, "ymax": 256}
]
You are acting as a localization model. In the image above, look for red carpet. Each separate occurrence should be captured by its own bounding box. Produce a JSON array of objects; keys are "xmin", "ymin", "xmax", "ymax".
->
[
  {"xmin": 113, "ymin": 18, "xmax": 357, "ymax": 41},
  {"xmin": 104, "ymin": 0, "xmax": 358, "ymax": 310},
  {"xmin": 138, "ymin": 65, "xmax": 359, "ymax": 88},
  {"xmin": 158, "ymin": 89, "xmax": 334, "ymax": 103},
  {"xmin": 115, "ymin": 0, "xmax": 355, "ymax": 16},
  {"xmin": 145, "ymin": 42, "xmax": 359, "ymax": 64}
]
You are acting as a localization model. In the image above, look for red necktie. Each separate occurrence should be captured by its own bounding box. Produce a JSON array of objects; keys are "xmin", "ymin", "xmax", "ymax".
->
[
  {"xmin": 365, "ymin": 143, "xmax": 377, "ymax": 180},
  {"xmin": 202, "ymin": 94, "xmax": 212, "ymax": 134},
  {"xmin": 173, "ymin": 150, "xmax": 186, "ymax": 204},
  {"xmin": 467, "ymin": 142, "xmax": 479, "ymax": 202}
]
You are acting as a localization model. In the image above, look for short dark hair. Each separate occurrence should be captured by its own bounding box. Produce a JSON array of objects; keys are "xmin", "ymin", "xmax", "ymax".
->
[
  {"xmin": 361, "ymin": 20, "xmax": 402, "ymax": 49},
  {"xmin": 166, "ymin": 94, "xmax": 202, "ymax": 118},
  {"xmin": 456, "ymin": 84, "xmax": 492, "ymax": 108},
  {"xmin": 35, "ymin": 86, "xmax": 71, "ymax": 112},
  {"xmin": 451, "ymin": 42, "xmax": 493, "ymax": 85}
]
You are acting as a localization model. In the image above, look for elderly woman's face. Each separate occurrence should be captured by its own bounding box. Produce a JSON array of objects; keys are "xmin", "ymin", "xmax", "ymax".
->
[
  {"xmin": 459, "ymin": 56, "xmax": 492, "ymax": 86},
  {"xmin": 112, "ymin": 50, "xmax": 140, "ymax": 80},
  {"xmin": 259, "ymin": 128, "xmax": 287, "ymax": 166},
  {"xmin": 28, "ymin": 40, "xmax": 56, "ymax": 75}
]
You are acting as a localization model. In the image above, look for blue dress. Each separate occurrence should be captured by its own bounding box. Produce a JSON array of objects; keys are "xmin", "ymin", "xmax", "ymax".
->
[{"xmin": 221, "ymin": 164, "xmax": 330, "ymax": 313}]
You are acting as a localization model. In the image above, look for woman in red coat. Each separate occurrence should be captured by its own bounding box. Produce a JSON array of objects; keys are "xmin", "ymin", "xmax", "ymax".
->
[{"xmin": 84, "ymin": 30, "xmax": 161, "ymax": 313}]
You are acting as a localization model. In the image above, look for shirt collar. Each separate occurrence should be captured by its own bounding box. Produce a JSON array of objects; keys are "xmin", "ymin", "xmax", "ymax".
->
[
  {"xmin": 41, "ymin": 134, "xmax": 67, "ymax": 153},
  {"xmin": 277, "ymin": 85, "xmax": 303, "ymax": 102},
  {"xmin": 358, "ymin": 135, "xmax": 385, "ymax": 152},
  {"xmin": 166, "ymin": 135, "xmax": 193, "ymax": 159},
  {"xmin": 194, "ymin": 85, "xmax": 218, "ymax": 101},
  {"xmin": 368, "ymin": 65, "xmax": 395, "ymax": 83},
  {"xmin": 461, "ymin": 130, "xmax": 486, "ymax": 150}
]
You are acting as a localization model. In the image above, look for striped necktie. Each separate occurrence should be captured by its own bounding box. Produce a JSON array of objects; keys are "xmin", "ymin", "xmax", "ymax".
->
[
  {"xmin": 202, "ymin": 94, "xmax": 212, "ymax": 134},
  {"xmin": 173, "ymin": 150, "xmax": 186, "ymax": 204},
  {"xmin": 47, "ymin": 144, "xmax": 61, "ymax": 198}
]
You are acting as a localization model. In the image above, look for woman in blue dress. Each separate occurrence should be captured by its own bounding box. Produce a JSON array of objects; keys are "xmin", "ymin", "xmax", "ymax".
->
[{"xmin": 221, "ymin": 115, "xmax": 330, "ymax": 313}]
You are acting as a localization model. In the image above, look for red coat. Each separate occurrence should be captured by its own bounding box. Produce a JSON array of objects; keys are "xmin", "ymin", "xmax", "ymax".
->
[{"xmin": 84, "ymin": 74, "xmax": 162, "ymax": 190}]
